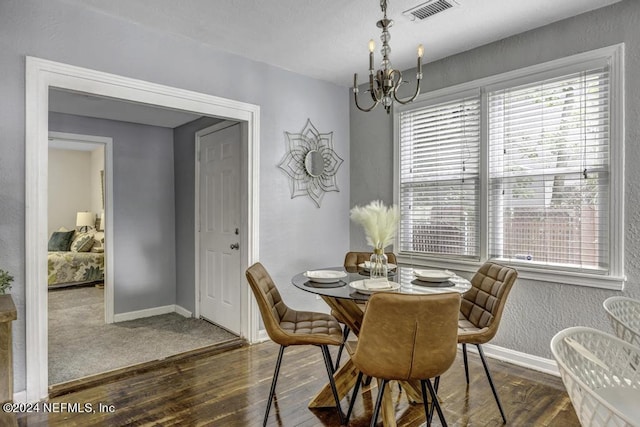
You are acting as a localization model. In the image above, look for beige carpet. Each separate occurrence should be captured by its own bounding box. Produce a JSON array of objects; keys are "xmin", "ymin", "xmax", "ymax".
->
[{"xmin": 48, "ymin": 285, "xmax": 238, "ymax": 385}]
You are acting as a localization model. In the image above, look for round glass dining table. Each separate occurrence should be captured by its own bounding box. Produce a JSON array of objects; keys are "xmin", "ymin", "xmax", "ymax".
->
[
  {"xmin": 291, "ymin": 264, "xmax": 471, "ymax": 427},
  {"xmin": 291, "ymin": 265, "xmax": 471, "ymax": 301}
]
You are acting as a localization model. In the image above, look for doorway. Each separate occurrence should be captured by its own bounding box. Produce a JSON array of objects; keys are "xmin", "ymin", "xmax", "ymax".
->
[
  {"xmin": 47, "ymin": 131, "xmax": 113, "ymax": 323},
  {"xmin": 26, "ymin": 57, "xmax": 261, "ymax": 401}
]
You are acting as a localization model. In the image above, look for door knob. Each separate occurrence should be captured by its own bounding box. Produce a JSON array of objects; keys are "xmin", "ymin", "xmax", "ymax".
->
[{"xmin": 230, "ymin": 243, "xmax": 239, "ymax": 250}]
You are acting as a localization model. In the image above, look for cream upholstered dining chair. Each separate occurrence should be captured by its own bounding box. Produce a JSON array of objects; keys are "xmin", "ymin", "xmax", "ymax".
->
[
  {"xmin": 602, "ymin": 296, "xmax": 640, "ymax": 347},
  {"xmin": 551, "ymin": 326, "xmax": 640, "ymax": 426},
  {"xmin": 457, "ymin": 262, "xmax": 518, "ymax": 424},
  {"xmin": 345, "ymin": 292, "xmax": 461, "ymax": 427},
  {"xmin": 245, "ymin": 262, "xmax": 345, "ymax": 426},
  {"xmin": 333, "ymin": 251, "xmax": 398, "ymax": 370}
]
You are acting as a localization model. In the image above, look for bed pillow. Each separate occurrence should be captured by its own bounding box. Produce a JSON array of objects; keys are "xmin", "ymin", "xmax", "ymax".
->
[
  {"xmin": 48, "ymin": 230, "xmax": 75, "ymax": 251},
  {"xmin": 91, "ymin": 231, "xmax": 105, "ymax": 252},
  {"xmin": 70, "ymin": 231, "xmax": 95, "ymax": 252}
]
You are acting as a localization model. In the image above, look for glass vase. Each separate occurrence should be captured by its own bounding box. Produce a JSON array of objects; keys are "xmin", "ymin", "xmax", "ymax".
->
[{"xmin": 369, "ymin": 248, "xmax": 388, "ymax": 279}]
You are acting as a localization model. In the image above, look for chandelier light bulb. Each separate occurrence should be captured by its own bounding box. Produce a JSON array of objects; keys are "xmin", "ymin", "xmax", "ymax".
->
[
  {"xmin": 368, "ymin": 39, "xmax": 376, "ymax": 53},
  {"xmin": 418, "ymin": 44, "xmax": 424, "ymax": 58}
]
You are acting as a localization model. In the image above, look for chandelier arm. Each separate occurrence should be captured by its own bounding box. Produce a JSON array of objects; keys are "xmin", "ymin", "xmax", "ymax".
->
[
  {"xmin": 353, "ymin": 73, "xmax": 381, "ymax": 112},
  {"xmin": 354, "ymin": 90, "xmax": 381, "ymax": 112},
  {"xmin": 393, "ymin": 74, "xmax": 422, "ymax": 105}
]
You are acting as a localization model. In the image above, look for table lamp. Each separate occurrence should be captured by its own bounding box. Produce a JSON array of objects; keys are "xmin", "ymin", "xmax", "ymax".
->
[{"xmin": 76, "ymin": 211, "xmax": 94, "ymax": 232}]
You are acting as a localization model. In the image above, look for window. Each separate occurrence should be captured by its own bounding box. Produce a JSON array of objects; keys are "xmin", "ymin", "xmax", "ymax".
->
[
  {"xmin": 395, "ymin": 45, "xmax": 624, "ymax": 289},
  {"xmin": 398, "ymin": 93, "xmax": 481, "ymax": 260}
]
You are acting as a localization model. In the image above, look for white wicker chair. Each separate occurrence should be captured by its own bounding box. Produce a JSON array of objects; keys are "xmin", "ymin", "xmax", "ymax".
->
[
  {"xmin": 603, "ymin": 296, "xmax": 640, "ymax": 347},
  {"xmin": 551, "ymin": 327, "xmax": 640, "ymax": 427}
]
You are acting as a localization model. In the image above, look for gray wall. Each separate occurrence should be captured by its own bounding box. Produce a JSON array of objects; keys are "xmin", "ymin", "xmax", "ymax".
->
[
  {"xmin": 0, "ymin": 0, "xmax": 350, "ymax": 394},
  {"xmin": 351, "ymin": 0, "xmax": 640, "ymax": 359},
  {"xmin": 49, "ymin": 113, "xmax": 177, "ymax": 313}
]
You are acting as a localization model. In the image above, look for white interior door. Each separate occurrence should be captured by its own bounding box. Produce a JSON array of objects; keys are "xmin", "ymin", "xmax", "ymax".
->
[{"xmin": 198, "ymin": 123, "xmax": 241, "ymax": 334}]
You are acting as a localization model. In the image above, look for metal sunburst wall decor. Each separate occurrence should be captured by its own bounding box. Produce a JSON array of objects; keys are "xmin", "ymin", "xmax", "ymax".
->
[{"xmin": 278, "ymin": 119, "xmax": 343, "ymax": 208}]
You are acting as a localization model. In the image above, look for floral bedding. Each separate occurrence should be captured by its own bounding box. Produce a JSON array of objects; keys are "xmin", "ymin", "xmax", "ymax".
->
[{"xmin": 47, "ymin": 251, "xmax": 104, "ymax": 286}]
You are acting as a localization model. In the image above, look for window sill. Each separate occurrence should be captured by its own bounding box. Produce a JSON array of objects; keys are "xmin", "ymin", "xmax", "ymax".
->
[{"xmin": 397, "ymin": 254, "xmax": 625, "ymax": 291}]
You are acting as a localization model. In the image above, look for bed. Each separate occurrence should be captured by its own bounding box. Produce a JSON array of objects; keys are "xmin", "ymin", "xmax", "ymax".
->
[{"xmin": 47, "ymin": 229, "xmax": 105, "ymax": 288}]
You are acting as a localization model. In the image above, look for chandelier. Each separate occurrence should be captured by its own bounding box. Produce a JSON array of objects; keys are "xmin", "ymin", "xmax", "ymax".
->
[{"xmin": 353, "ymin": 0, "xmax": 423, "ymax": 114}]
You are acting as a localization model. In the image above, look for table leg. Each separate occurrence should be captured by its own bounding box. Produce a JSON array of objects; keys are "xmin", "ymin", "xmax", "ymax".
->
[
  {"xmin": 320, "ymin": 296, "xmax": 364, "ymax": 334},
  {"xmin": 379, "ymin": 379, "xmax": 397, "ymax": 427},
  {"xmin": 400, "ymin": 380, "xmax": 423, "ymax": 403}
]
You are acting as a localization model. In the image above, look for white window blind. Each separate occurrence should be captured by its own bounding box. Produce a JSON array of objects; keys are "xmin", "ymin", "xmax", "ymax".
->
[
  {"xmin": 398, "ymin": 95, "xmax": 481, "ymax": 258},
  {"xmin": 488, "ymin": 66, "xmax": 610, "ymax": 272}
]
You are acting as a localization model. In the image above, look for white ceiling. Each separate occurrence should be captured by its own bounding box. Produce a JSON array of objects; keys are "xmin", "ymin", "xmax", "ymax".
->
[
  {"xmin": 50, "ymin": 0, "xmax": 622, "ymax": 127},
  {"xmin": 64, "ymin": 0, "xmax": 622, "ymax": 86}
]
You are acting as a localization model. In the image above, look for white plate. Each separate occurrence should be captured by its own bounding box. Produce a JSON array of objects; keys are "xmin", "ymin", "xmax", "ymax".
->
[
  {"xmin": 413, "ymin": 269, "xmax": 455, "ymax": 282},
  {"xmin": 358, "ymin": 262, "xmax": 398, "ymax": 271},
  {"xmin": 349, "ymin": 280, "xmax": 401, "ymax": 295},
  {"xmin": 303, "ymin": 270, "xmax": 347, "ymax": 283}
]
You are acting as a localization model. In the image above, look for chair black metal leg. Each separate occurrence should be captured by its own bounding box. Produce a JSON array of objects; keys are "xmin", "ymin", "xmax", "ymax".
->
[
  {"xmin": 420, "ymin": 379, "xmax": 431, "ymax": 426},
  {"xmin": 371, "ymin": 379, "xmax": 388, "ymax": 427},
  {"xmin": 335, "ymin": 325, "xmax": 351, "ymax": 371},
  {"xmin": 320, "ymin": 345, "xmax": 345, "ymax": 425},
  {"xmin": 345, "ymin": 371, "xmax": 364, "ymax": 424},
  {"xmin": 425, "ymin": 378, "xmax": 447, "ymax": 427},
  {"xmin": 462, "ymin": 343, "xmax": 469, "ymax": 384},
  {"xmin": 476, "ymin": 344, "xmax": 507, "ymax": 424},
  {"xmin": 263, "ymin": 345, "xmax": 285, "ymax": 427},
  {"xmin": 428, "ymin": 376, "xmax": 441, "ymax": 425}
]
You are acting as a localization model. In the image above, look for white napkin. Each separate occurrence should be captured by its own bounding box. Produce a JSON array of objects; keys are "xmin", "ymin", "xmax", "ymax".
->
[{"xmin": 363, "ymin": 278, "xmax": 391, "ymax": 290}]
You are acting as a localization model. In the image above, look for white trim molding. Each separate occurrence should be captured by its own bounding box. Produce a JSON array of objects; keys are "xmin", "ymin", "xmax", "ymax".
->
[
  {"xmin": 465, "ymin": 343, "xmax": 560, "ymax": 377},
  {"xmin": 257, "ymin": 329, "xmax": 270, "ymax": 343},
  {"xmin": 13, "ymin": 390, "xmax": 27, "ymax": 404},
  {"xmin": 25, "ymin": 56, "xmax": 261, "ymax": 402},
  {"xmin": 113, "ymin": 305, "xmax": 192, "ymax": 323},
  {"xmin": 174, "ymin": 305, "xmax": 193, "ymax": 318}
]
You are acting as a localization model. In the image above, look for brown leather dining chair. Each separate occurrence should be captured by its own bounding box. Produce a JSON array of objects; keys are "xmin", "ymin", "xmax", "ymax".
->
[
  {"xmin": 457, "ymin": 262, "xmax": 518, "ymax": 424},
  {"xmin": 343, "ymin": 251, "xmax": 398, "ymax": 271},
  {"xmin": 345, "ymin": 292, "xmax": 461, "ymax": 427},
  {"xmin": 333, "ymin": 251, "xmax": 398, "ymax": 370},
  {"xmin": 245, "ymin": 262, "xmax": 345, "ymax": 426}
]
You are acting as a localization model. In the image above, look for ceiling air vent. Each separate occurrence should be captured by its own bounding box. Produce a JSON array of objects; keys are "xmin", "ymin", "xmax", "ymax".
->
[{"xmin": 402, "ymin": 0, "xmax": 458, "ymax": 21}]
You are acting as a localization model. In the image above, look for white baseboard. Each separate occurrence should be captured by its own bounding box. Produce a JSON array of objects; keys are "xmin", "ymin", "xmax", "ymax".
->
[
  {"xmin": 113, "ymin": 304, "xmax": 192, "ymax": 322},
  {"xmin": 174, "ymin": 305, "xmax": 192, "ymax": 318},
  {"xmin": 13, "ymin": 390, "xmax": 27, "ymax": 403},
  {"xmin": 464, "ymin": 343, "xmax": 560, "ymax": 377},
  {"xmin": 257, "ymin": 329, "xmax": 270, "ymax": 342}
]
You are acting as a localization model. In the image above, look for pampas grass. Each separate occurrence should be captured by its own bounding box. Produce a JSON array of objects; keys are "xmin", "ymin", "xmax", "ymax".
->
[{"xmin": 350, "ymin": 200, "xmax": 399, "ymax": 249}]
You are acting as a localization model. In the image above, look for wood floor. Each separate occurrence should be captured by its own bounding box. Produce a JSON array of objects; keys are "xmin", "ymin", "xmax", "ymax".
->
[{"xmin": 14, "ymin": 341, "xmax": 579, "ymax": 426}]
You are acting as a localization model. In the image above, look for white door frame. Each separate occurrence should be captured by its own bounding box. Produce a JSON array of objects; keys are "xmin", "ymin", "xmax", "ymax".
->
[
  {"xmin": 194, "ymin": 121, "xmax": 246, "ymax": 330},
  {"xmin": 48, "ymin": 131, "xmax": 115, "ymax": 324},
  {"xmin": 25, "ymin": 57, "xmax": 261, "ymax": 402}
]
